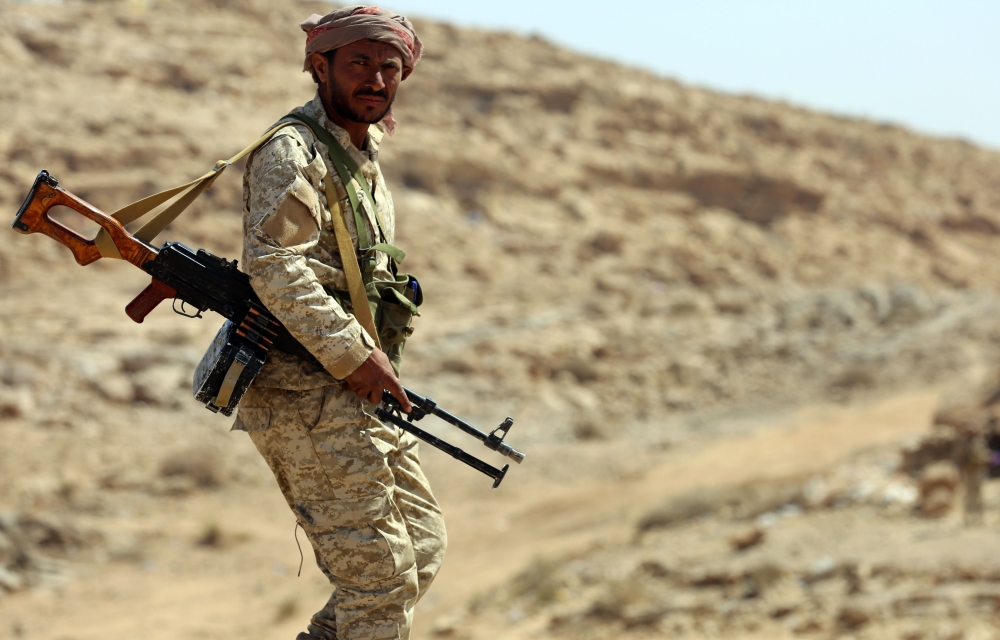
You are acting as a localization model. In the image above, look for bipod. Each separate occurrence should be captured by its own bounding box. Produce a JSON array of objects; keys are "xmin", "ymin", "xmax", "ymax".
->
[{"xmin": 375, "ymin": 387, "xmax": 526, "ymax": 488}]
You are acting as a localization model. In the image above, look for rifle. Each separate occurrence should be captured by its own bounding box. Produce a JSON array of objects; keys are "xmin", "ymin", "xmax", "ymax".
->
[{"xmin": 12, "ymin": 170, "xmax": 525, "ymax": 487}]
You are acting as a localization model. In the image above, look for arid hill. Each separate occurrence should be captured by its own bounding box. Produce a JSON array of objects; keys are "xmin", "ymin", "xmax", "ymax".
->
[
  {"xmin": 2, "ymin": 1, "xmax": 1000, "ymax": 639},
  {"xmin": 3, "ymin": 0, "xmax": 1000, "ymax": 440}
]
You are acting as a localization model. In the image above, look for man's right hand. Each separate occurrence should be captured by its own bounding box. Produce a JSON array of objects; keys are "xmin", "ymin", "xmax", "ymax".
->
[{"xmin": 343, "ymin": 348, "xmax": 413, "ymax": 412}]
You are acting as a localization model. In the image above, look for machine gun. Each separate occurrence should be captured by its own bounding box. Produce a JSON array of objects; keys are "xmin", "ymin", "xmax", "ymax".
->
[
  {"xmin": 378, "ymin": 387, "xmax": 524, "ymax": 488},
  {"xmin": 12, "ymin": 169, "xmax": 525, "ymax": 486}
]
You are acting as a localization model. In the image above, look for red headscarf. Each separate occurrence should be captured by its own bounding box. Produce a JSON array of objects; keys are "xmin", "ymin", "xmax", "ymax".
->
[{"xmin": 300, "ymin": 6, "xmax": 423, "ymax": 134}]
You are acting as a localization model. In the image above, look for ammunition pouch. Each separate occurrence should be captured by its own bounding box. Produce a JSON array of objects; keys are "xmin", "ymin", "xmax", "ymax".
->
[
  {"xmin": 193, "ymin": 319, "xmax": 267, "ymax": 416},
  {"xmin": 328, "ymin": 272, "xmax": 422, "ymax": 376},
  {"xmin": 371, "ymin": 274, "xmax": 422, "ymax": 374}
]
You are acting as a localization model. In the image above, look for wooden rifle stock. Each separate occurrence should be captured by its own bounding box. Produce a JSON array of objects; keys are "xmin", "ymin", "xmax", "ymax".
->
[
  {"xmin": 12, "ymin": 170, "xmax": 157, "ymax": 269},
  {"xmin": 12, "ymin": 170, "xmax": 174, "ymax": 320}
]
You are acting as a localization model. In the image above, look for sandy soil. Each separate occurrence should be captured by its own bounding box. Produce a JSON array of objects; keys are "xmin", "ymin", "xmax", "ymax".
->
[
  {"xmin": 3, "ymin": 2, "xmax": 1000, "ymax": 639},
  {"xmin": 0, "ymin": 389, "xmax": 943, "ymax": 639}
]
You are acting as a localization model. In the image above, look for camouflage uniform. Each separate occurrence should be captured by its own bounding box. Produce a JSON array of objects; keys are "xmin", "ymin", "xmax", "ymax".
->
[{"xmin": 231, "ymin": 93, "xmax": 446, "ymax": 640}]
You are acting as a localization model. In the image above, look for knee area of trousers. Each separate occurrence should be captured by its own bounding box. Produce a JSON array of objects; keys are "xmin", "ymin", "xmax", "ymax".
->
[
  {"xmin": 413, "ymin": 527, "xmax": 447, "ymax": 578},
  {"xmin": 429, "ymin": 527, "xmax": 447, "ymax": 560}
]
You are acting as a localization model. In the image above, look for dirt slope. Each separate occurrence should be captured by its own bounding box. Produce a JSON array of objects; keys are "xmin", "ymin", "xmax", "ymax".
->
[{"xmin": 2, "ymin": 1, "xmax": 1000, "ymax": 639}]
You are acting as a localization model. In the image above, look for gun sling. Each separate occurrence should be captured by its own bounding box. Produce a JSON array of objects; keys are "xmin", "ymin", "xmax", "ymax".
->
[{"xmin": 92, "ymin": 115, "xmax": 406, "ymax": 353}]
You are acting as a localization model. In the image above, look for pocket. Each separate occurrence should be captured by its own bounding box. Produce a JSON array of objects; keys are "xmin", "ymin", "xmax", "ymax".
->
[
  {"xmin": 295, "ymin": 387, "xmax": 328, "ymax": 431},
  {"xmin": 375, "ymin": 287, "xmax": 418, "ymax": 347},
  {"xmin": 301, "ymin": 142, "xmax": 329, "ymax": 185},
  {"xmin": 296, "ymin": 494, "xmax": 416, "ymax": 582},
  {"xmin": 306, "ymin": 387, "xmax": 397, "ymax": 499},
  {"xmin": 234, "ymin": 406, "xmax": 271, "ymax": 433},
  {"xmin": 371, "ymin": 276, "xmax": 421, "ymax": 375}
]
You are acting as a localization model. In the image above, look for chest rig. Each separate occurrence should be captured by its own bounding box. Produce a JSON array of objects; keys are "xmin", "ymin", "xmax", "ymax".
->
[
  {"xmin": 282, "ymin": 113, "xmax": 422, "ymax": 376},
  {"xmin": 188, "ymin": 114, "xmax": 422, "ymax": 414}
]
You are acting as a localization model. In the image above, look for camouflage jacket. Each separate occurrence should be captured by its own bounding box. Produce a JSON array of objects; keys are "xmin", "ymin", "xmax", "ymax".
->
[{"xmin": 238, "ymin": 93, "xmax": 397, "ymax": 390}]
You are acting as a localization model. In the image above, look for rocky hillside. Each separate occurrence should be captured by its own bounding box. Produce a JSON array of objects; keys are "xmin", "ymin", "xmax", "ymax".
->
[
  {"xmin": 3, "ymin": 0, "xmax": 1000, "ymax": 443},
  {"xmin": 4, "ymin": 2, "xmax": 1000, "ymax": 638}
]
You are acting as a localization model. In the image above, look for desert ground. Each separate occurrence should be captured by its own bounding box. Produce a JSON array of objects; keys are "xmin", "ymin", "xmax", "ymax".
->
[{"xmin": 3, "ymin": 1, "xmax": 1000, "ymax": 639}]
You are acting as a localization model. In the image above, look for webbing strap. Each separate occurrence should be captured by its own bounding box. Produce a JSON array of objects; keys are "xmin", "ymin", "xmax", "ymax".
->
[
  {"xmin": 214, "ymin": 355, "xmax": 247, "ymax": 408},
  {"xmin": 323, "ymin": 170, "xmax": 382, "ymax": 351},
  {"xmin": 93, "ymin": 121, "xmax": 303, "ymax": 259},
  {"xmin": 282, "ymin": 113, "xmax": 393, "ymax": 251},
  {"xmin": 368, "ymin": 243, "xmax": 406, "ymax": 263}
]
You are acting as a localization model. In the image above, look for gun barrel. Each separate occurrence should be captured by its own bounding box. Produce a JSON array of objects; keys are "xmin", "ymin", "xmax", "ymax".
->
[
  {"xmin": 375, "ymin": 406, "xmax": 510, "ymax": 488},
  {"xmin": 403, "ymin": 387, "xmax": 490, "ymax": 440},
  {"xmin": 497, "ymin": 443, "xmax": 526, "ymax": 464},
  {"xmin": 395, "ymin": 387, "xmax": 525, "ymax": 464}
]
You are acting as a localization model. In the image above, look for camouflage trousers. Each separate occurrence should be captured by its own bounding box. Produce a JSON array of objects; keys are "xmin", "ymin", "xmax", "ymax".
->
[{"xmin": 236, "ymin": 383, "xmax": 447, "ymax": 640}]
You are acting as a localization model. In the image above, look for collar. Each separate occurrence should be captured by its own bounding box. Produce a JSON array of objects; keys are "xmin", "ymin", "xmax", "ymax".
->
[{"xmin": 300, "ymin": 92, "xmax": 383, "ymax": 162}]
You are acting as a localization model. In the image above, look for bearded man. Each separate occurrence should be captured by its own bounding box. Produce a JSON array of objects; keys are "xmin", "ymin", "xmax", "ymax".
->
[{"xmin": 229, "ymin": 7, "xmax": 445, "ymax": 640}]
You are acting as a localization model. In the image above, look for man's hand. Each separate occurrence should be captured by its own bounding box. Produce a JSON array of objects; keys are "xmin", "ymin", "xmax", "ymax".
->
[{"xmin": 344, "ymin": 348, "xmax": 413, "ymax": 412}]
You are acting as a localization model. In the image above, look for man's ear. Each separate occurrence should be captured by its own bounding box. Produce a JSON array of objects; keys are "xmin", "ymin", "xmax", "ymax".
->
[
  {"xmin": 310, "ymin": 52, "xmax": 329, "ymax": 82},
  {"xmin": 401, "ymin": 67, "xmax": 412, "ymax": 81}
]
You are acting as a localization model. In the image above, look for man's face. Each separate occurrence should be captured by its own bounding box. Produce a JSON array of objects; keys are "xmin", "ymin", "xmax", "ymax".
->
[{"xmin": 315, "ymin": 40, "xmax": 405, "ymax": 125}]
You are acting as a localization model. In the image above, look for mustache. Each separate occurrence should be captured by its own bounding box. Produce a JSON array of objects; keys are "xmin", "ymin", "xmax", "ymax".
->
[{"xmin": 355, "ymin": 88, "xmax": 389, "ymax": 100}]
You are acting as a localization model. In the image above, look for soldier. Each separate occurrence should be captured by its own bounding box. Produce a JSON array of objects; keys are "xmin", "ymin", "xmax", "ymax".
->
[
  {"xmin": 953, "ymin": 419, "xmax": 990, "ymax": 526},
  {"xmin": 228, "ymin": 7, "xmax": 445, "ymax": 640}
]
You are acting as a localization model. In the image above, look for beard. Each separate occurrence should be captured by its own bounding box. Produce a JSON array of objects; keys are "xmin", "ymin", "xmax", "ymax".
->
[{"xmin": 326, "ymin": 76, "xmax": 396, "ymax": 125}]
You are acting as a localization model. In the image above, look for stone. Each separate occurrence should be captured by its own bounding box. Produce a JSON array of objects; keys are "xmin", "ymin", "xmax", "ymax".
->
[
  {"xmin": 730, "ymin": 527, "xmax": 765, "ymax": 551},
  {"xmin": 0, "ymin": 565, "xmax": 24, "ymax": 592},
  {"xmin": 919, "ymin": 461, "xmax": 960, "ymax": 518}
]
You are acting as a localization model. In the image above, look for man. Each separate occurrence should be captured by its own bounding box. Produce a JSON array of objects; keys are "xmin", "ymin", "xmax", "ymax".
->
[
  {"xmin": 953, "ymin": 419, "xmax": 989, "ymax": 526},
  {"xmin": 230, "ymin": 7, "xmax": 445, "ymax": 640}
]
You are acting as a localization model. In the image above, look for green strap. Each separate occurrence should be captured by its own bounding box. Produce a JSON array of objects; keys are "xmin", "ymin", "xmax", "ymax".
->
[
  {"xmin": 368, "ymin": 243, "xmax": 406, "ymax": 263},
  {"xmin": 284, "ymin": 114, "xmax": 370, "ymax": 249},
  {"xmin": 282, "ymin": 113, "xmax": 394, "ymax": 252}
]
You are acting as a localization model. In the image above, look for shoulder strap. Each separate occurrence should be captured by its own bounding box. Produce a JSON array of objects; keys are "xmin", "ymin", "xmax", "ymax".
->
[
  {"xmin": 93, "ymin": 121, "xmax": 302, "ymax": 260},
  {"xmin": 87, "ymin": 115, "xmax": 387, "ymax": 351},
  {"xmin": 281, "ymin": 113, "xmax": 393, "ymax": 251},
  {"xmin": 321, "ymin": 169, "xmax": 382, "ymax": 351}
]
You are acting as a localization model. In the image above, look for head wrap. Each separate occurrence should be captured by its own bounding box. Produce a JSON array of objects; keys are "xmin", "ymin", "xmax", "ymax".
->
[
  {"xmin": 300, "ymin": 6, "xmax": 422, "ymax": 135},
  {"xmin": 301, "ymin": 5, "xmax": 423, "ymax": 77}
]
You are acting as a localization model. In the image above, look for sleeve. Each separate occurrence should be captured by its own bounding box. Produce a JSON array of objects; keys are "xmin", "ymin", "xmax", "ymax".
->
[{"xmin": 243, "ymin": 134, "xmax": 373, "ymax": 379}]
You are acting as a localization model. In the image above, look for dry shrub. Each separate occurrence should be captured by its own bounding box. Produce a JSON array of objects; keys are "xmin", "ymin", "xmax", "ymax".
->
[
  {"xmin": 637, "ymin": 487, "xmax": 730, "ymax": 532},
  {"xmin": 586, "ymin": 580, "xmax": 649, "ymax": 621},
  {"xmin": 730, "ymin": 526, "xmax": 766, "ymax": 551},
  {"xmin": 274, "ymin": 596, "xmax": 298, "ymax": 623},
  {"xmin": 830, "ymin": 366, "xmax": 877, "ymax": 391},
  {"xmin": 196, "ymin": 522, "xmax": 223, "ymax": 548},
  {"xmin": 573, "ymin": 419, "xmax": 607, "ymax": 441},
  {"xmin": 637, "ymin": 481, "xmax": 804, "ymax": 533},
  {"xmin": 159, "ymin": 449, "xmax": 222, "ymax": 489},
  {"xmin": 509, "ymin": 558, "xmax": 565, "ymax": 608}
]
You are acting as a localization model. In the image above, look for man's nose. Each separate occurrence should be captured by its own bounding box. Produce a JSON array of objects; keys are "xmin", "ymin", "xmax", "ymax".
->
[{"xmin": 365, "ymin": 69, "xmax": 386, "ymax": 91}]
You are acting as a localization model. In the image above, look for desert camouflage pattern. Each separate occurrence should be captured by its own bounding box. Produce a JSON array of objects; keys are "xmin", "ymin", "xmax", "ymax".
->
[
  {"xmin": 235, "ymin": 385, "xmax": 446, "ymax": 640},
  {"xmin": 227, "ymin": 94, "xmax": 446, "ymax": 639},
  {"xmin": 239, "ymin": 92, "xmax": 397, "ymax": 387}
]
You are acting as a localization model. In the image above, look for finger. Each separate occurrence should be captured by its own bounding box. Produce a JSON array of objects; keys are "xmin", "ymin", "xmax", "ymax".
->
[
  {"xmin": 352, "ymin": 385, "xmax": 371, "ymax": 401},
  {"xmin": 371, "ymin": 387, "xmax": 384, "ymax": 406},
  {"xmin": 386, "ymin": 378, "xmax": 412, "ymax": 413}
]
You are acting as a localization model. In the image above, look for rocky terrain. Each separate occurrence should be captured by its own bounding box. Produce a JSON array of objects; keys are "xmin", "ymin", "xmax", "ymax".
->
[{"xmin": 2, "ymin": 1, "xmax": 1000, "ymax": 639}]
